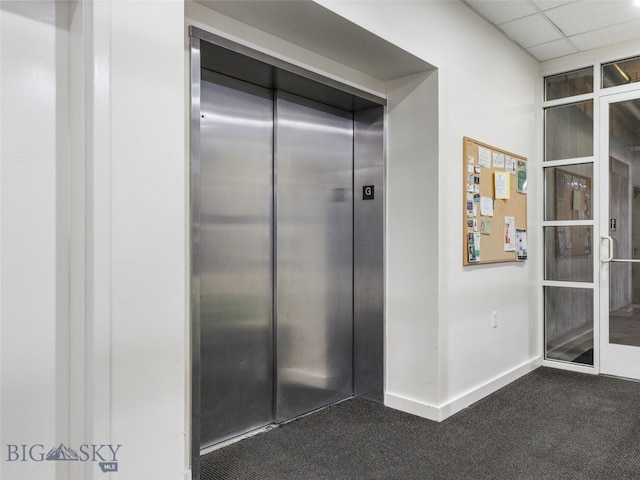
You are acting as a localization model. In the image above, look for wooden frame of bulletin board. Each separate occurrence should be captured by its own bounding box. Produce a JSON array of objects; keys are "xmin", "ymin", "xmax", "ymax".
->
[{"xmin": 462, "ymin": 137, "xmax": 528, "ymax": 266}]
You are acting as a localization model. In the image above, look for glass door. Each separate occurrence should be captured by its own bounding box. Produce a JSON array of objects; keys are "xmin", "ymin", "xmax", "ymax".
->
[{"xmin": 600, "ymin": 91, "xmax": 640, "ymax": 380}]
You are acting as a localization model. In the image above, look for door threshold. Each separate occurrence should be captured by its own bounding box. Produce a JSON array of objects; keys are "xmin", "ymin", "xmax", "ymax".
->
[
  {"xmin": 200, "ymin": 396, "xmax": 355, "ymax": 455},
  {"xmin": 279, "ymin": 395, "xmax": 354, "ymax": 426},
  {"xmin": 601, "ymin": 373, "xmax": 640, "ymax": 383},
  {"xmin": 200, "ymin": 424, "xmax": 279, "ymax": 455}
]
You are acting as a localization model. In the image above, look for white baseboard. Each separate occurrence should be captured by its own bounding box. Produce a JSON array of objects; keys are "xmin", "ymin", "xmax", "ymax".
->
[
  {"xmin": 385, "ymin": 357, "xmax": 542, "ymax": 422},
  {"xmin": 384, "ymin": 391, "xmax": 442, "ymax": 421}
]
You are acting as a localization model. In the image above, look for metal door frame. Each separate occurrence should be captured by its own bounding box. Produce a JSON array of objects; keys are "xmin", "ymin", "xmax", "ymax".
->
[
  {"xmin": 190, "ymin": 27, "xmax": 386, "ymax": 479},
  {"xmin": 189, "ymin": 34, "xmax": 202, "ymax": 480},
  {"xmin": 599, "ymin": 89, "xmax": 640, "ymax": 381}
]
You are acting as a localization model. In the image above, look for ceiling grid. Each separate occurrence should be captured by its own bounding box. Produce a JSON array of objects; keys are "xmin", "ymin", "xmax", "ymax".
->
[{"xmin": 463, "ymin": 0, "xmax": 640, "ymax": 61}]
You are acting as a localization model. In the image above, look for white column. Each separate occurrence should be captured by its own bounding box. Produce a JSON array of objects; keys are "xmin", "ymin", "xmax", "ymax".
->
[{"xmin": 1, "ymin": 2, "xmax": 67, "ymax": 478}]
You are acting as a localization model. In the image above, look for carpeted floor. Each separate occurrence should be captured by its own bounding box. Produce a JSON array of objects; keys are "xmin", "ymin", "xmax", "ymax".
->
[{"xmin": 200, "ymin": 367, "xmax": 640, "ymax": 479}]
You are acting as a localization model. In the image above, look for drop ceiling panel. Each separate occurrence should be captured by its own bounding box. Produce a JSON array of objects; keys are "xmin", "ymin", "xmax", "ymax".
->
[
  {"xmin": 464, "ymin": 0, "xmax": 640, "ymax": 61},
  {"xmin": 465, "ymin": 0, "xmax": 537, "ymax": 25},
  {"xmin": 532, "ymin": 0, "xmax": 575, "ymax": 11},
  {"xmin": 501, "ymin": 14, "xmax": 562, "ymax": 48},
  {"xmin": 528, "ymin": 38, "xmax": 579, "ymax": 61},
  {"xmin": 544, "ymin": 1, "xmax": 640, "ymax": 37},
  {"xmin": 570, "ymin": 17, "xmax": 640, "ymax": 52}
]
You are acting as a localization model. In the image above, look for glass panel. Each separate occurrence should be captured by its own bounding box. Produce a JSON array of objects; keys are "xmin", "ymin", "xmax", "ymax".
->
[
  {"xmin": 545, "ymin": 286, "xmax": 593, "ymax": 365},
  {"xmin": 609, "ymin": 264, "xmax": 640, "ymax": 347},
  {"xmin": 608, "ymin": 98, "xmax": 640, "ymax": 348},
  {"xmin": 544, "ymin": 227, "xmax": 593, "ymax": 282},
  {"xmin": 545, "ymin": 67, "xmax": 593, "ymax": 101},
  {"xmin": 544, "ymin": 164, "xmax": 592, "ymax": 221},
  {"xmin": 545, "ymin": 101, "xmax": 593, "ymax": 161},
  {"xmin": 602, "ymin": 56, "xmax": 640, "ymax": 88}
]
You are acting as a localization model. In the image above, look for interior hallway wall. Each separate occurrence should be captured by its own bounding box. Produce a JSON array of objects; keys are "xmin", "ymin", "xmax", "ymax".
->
[
  {"xmin": 1, "ymin": 1, "xmax": 188, "ymax": 480},
  {"xmin": 108, "ymin": 2, "xmax": 187, "ymax": 479},
  {"xmin": 1, "ymin": 3, "xmax": 69, "ymax": 478},
  {"xmin": 316, "ymin": 0, "xmax": 541, "ymax": 415}
]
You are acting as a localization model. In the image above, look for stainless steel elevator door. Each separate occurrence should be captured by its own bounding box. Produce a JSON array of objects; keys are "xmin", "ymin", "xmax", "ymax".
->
[
  {"xmin": 199, "ymin": 72, "xmax": 274, "ymax": 448},
  {"xmin": 275, "ymin": 91, "xmax": 354, "ymax": 422}
]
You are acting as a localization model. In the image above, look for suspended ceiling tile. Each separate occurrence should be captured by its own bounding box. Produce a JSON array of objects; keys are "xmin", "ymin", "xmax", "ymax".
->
[
  {"xmin": 500, "ymin": 13, "xmax": 563, "ymax": 48},
  {"xmin": 544, "ymin": 0, "xmax": 640, "ymax": 37},
  {"xmin": 464, "ymin": 0, "xmax": 537, "ymax": 25},
  {"xmin": 532, "ymin": 0, "xmax": 575, "ymax": 11},
  {"xmin": 570, "ymin": 18, "xmax": 640, "ymax": 51},
  {"xmin": 527, "ymin": 38, "xmax": 579, "ymax": 61}
]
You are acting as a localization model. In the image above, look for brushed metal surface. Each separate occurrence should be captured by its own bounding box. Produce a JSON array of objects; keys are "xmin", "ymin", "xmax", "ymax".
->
[
  {"xmin": 275, "ymin": 91, "xmax": 354, "ymax": 422},
  {"xmin": 190, "ymin": 36, "xmax": 202, "ymax": 479},
  {"xmin": 193, "ymin": 34, "xmax": 387, "ymax": 454},
  {"xmin": 354, "ymin": 107, "xmax": 385, "ymax": 403},
  {"xmin": 191, "ymin": 26, "xmax": 387, "ymax": 109},
  {"xmin": 198, "ymin": 72, "xmax": 274, "ymax": 448}
]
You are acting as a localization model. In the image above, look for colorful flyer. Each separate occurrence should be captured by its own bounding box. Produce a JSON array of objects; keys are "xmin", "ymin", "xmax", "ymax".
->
[
  {"xmin": 504, "ymin": 216, "xmax": 515, "ymax": 251},
  {"xmin": 516, "ymin": 228, "xmax": 527, "ymax": 261},
  {"xmin": 494, "ymin": 171, "xmax": 510, "ymax": 199},
  {"xmin": 467, "ymin": 232, "xmax": 481, "ymax": 262},
  {"xmin": 480, "ymin": 219, "xmax": 492, "ymax": 235},
  {"xmin": 517, "ymin": 159, "xmax": 527, "ymax": 193},
  {"xmin": 468, "ymin": 233, "xmax": 477, "ymax": 262}
]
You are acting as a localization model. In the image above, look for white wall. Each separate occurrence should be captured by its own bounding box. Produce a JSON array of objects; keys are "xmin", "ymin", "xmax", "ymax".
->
[
  {"xmin": 317, "ymin": 0, "xmax": 541, "ymax": 416},
  {"xmin": 185, "ymin": 1, "xmax": 387, "ymax": 98},
  {"xmin": 109, "ymin": 2, "xmax": 187, "ymax": 479},
  {"xmin": 1, "ymin": 3, "xmax": 68, "ymax": 478},
  {"xmin": 1, "ymin": 1, "xmax": 187, "ymax": 479},
  {"xmin": 384, "ymin": 70, "xmax": 441, "ymax": 411}
]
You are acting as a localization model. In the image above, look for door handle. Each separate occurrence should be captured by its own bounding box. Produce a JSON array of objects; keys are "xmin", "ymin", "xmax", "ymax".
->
[{"xmin": 601, "ymin": 235, "xmax": 613, "ymax": 263}]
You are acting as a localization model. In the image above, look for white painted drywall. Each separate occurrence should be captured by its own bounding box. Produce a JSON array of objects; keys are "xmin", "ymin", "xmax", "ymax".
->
[
  {"xmin": 185, "ymin": 1, "xmax": 387, "ymax": 97},
  {"xmin": 316, "ymin": 0, "xmax": 542, "ymax": 413},
  {"xmin": 1, "ymin": 1, "xmax": 188, "ymax": 479},
  {"xmin": 0, "ymin": 2, "xmax": 67, "ymax": 478},
  {"xmin": 384, "ymin": 70, "xmax": 441, "ymax": 408},
  {"xmin": 108, "ymin": 2, "xmax": 187, "ymax": 479}
]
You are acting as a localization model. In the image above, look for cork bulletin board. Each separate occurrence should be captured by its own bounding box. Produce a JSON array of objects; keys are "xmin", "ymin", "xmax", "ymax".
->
[{"xmin": 463, "ymin": 137, "xmax": 528, "ymax": 266}]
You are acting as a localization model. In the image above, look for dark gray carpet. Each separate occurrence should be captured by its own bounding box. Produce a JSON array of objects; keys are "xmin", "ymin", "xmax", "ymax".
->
[{"xmin": 200, "ymin": 367, "xmax": 640, "ymax": 479}]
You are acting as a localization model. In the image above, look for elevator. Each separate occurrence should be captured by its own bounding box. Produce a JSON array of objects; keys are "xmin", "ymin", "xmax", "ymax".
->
[{"xmin": 190, "ymin": 27, "xmax": 385, "ymax": 459}]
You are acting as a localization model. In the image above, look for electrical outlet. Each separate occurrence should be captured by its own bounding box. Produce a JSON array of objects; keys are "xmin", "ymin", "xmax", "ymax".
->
[{"xmin": 492, "ymin": 311, "xmax": 498, "ymax": 328}]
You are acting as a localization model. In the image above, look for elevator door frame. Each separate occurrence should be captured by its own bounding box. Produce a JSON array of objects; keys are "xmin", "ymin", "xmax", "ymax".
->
[{"xmin": 190, "ymin": 27, "xmax": 385, "ymax": 479}]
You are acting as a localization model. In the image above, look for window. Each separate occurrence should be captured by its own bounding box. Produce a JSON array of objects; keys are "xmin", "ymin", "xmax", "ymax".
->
[
  {"xmin": 602, "ymin": 56, "xmax": 640, "ymax": 88},
  {"xmin": 542, "ymin": 68, "xmax": 595, "ymax": 366},
  {"xmin": 545, "ymin": 67, "xmax": 593, "ymax": 101}
]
